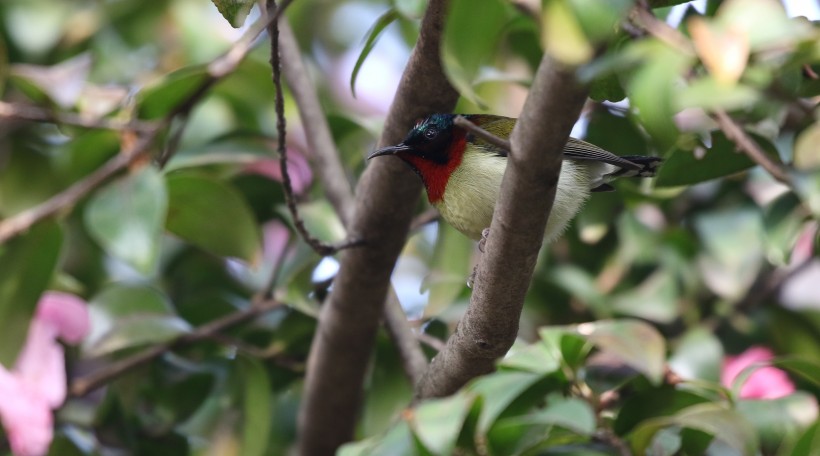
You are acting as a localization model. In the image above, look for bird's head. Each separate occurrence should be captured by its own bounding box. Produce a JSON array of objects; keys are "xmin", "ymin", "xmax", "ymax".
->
[{"xmin": 367, "ymin": 113, "xmax": 467, "ymax": 203}]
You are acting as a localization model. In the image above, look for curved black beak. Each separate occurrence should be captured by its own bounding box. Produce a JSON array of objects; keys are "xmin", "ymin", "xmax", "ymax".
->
[{"xmin": 367, "ymin": 143, "xmax": 413, "ymax": 160}]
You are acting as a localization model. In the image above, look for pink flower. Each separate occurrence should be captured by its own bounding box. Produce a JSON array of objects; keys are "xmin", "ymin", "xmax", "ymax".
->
[
  {"xmin": 721, "ymin": 346, "xmax": 795, "ymax": 399},
  {"xmin": 0, "ymin": 292, "xmax": 90, "ymax": 456}
]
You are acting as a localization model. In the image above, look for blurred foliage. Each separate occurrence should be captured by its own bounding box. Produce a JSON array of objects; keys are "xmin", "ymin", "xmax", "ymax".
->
[{"xmin": 1, "ymin": 0, "xmax": 819, "ymax": 454}]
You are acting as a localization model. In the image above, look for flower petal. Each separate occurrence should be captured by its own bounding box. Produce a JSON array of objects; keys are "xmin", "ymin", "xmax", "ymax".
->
[{"xmin": 36, "ymin": 291, "xmax": 91, "ymax": 343}]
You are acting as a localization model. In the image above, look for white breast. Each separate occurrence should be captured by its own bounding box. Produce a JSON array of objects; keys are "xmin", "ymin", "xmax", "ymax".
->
[{"xmin": 434, "ymin": 152, "xmax": 608, "ymax": 241}]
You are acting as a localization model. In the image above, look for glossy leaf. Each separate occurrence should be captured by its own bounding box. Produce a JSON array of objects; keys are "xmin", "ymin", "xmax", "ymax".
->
[
  {"xmin": 83, "ymin": 284, "xmax": 190, "ymax": 357},
  {"xmin": 542, "ymin": 0, "xmax": 593, "ymax": 65},
  {"xmin": 210, "ymin": 0, "xmax": 255, "ymax": 28},
  {"xmin": 469, "ymin": 370, "xmax": 544, "ymax": 433},
  {"xmin": 795, "ymin": 122, "xmax": 820, "ymax": 171},
  {"xmin": 763, "ymin": 192, "xmax": 806, "ymax": 266},
  {"xmin": 442, "ymin": 0, "xmax": 511, "ymax": 105},
  {"xmin": 137, "ymin": 65, "xmax": 209, "ymax": 119},
  {"xmin": 630, "ymin": 403, "xmax": 757, "ymax": 456},
  {"xmin": 350, "ymin": 9, "xmax": 399, "ymax": 98},
  {"xmin": 654, "ymin": 132, "xmax": 779, "ymax": 187},
  {"xmin": 412, "ymin": 392, "xmax": 474, "ymax": 455},
  {"xmin": 627, "ymin": 43, "xmax": 691, "ymax": 151},
  {"xmin": 166, "ymin": 174, "xmax": 262, "ymax": 262},
  {"xmin": 738, "ymin": 392, "xmax": 819, "ymax": 453},
  {"xmin": 0, "ymin": 221, "xmax": 62, "ymax": 365},
  {"xmin": 85, "ymin": 166, "xmax": 167, "ymax": 274},
  {"xmin": 575, "ymin": 319, "xmax": 666, "ymax": 384},
  {"xmin": 239, "ymin": 356, "xmax": 272, "ymax": 456},
  {"xmin": 794, "ymin": 171, "xmax": 820, "ymax": 219}
]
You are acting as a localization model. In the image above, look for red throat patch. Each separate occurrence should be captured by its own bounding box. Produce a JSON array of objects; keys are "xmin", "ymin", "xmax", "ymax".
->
[{"xmin": 400, "ymin": 129, "xmax": 466, "ymax": 203}]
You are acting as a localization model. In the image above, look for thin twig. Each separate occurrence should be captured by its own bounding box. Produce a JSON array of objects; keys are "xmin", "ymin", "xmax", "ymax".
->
[
  {"xmin": 713, "ymin": 109, "xmax": 792, "ymax": 185},
  {"xmin": 0, "ymin": 101, "xmax": 158, "ymax": 132},
  {"xmin": 410, "ymin": 208, "xmax": 440, "ymax": 231},
  {"xmin": 268, "ymin": 0, "xmax": 360, "ymax": 257},
  {"xmin": 632, "ymin": 1, "xmax": 693, "ymax": 54},
  {"xmin": 417, "ymin": 332, "xmax": 446, "ymax": 352},
  {"xmin": 383, "ymin": 289, "xmax": 428, "ymax": 385},
  {"xmin": 70, "ymin": 298, "xmax": 285, "ymax": 397},
  {"xmin": 453, "ymin": 115, "xmax": 511, "ymax": 152}
]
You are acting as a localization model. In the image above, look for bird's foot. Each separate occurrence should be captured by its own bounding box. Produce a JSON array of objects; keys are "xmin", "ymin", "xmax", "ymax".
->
[{"xmin": 478, "ymin": 228, "xmax": 490, "ymax": 253}]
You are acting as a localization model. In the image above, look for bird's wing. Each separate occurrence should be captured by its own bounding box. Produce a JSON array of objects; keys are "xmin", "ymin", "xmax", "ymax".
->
[
  {"xmin": 462, "ymin": 116, "xmax": 643, "ymax": 171},
  {"xmin": 563, "ymin": 138, "xmax": 642, "ymax": 170}
]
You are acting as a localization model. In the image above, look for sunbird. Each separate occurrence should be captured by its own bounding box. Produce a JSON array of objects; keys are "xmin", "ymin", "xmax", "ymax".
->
[{"xmin": 368, "ymin": 114, "xmax": 661, "ymax": 242}]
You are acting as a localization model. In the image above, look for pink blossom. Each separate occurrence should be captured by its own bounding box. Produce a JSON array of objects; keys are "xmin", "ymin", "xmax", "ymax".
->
[
  {"xmin": 721, "ymin": 346, "xmax": 795, "ymax": 399},
  {"xmin": 0, "ymin": 292, "xmax": 90, "ymax": 456}
]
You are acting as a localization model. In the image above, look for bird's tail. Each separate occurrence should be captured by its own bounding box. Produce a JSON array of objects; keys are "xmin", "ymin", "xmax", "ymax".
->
[{"xmin": 614, "ymin": 155, "xmax": 662, "ymax": 179}]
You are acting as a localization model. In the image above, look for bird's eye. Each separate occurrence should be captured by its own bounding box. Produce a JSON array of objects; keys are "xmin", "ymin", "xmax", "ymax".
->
[{"xmin": 424, "ymin": 127, "xmax": 438, "ymax": 139}]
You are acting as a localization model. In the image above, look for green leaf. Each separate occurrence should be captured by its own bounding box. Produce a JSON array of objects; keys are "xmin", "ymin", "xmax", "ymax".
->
[
  {"xmin": 630, "ymin": 403, "xmax": 757, "ymax": 456},
  {"xmin": 83, "ymin": 284, "xmax": 191, "ymax": 357},
  {"xmin": 614, "ymin": 387, "xmax": 712, "ymax": 436},
  {"xmin": 488, "ymin": 396, "xmax": 596, "ymax": 455},
  {"xmin": 654, "ymin": 131, "xmax": 779, "ymax": 187},
  {"xmin": 611, "ymin": 269, "xmax": 679, "ymax": 324},
  {"xmin": 695, "ymin": 208, "xmax": 764, "ymax": 300},
  {"xmin": 412, "ymin": 392, "xmax": 474, "ymax": 455},
  {"xmin": 350, "ymin": 9, "xmax": 399, "ymax": 98},
  {"xmin": 239, "ymin": 356, "xmax": 272, "ymax": 456},
  {"xmin": 738, "ymin": 393, "xmax": 819, "ymax": 454},
  {"xmin": 668, "ymin": 328, "xmax": 724, "ymax": 382},
  {"xmin": 784, "ymin": 420, "xmax": 820, "ymax": 456},
  {"xmin": 210, "ymin": 0, "xmax": 255, "ymax": 28},
  {"xmin": 338, "ymin": 420, "xmax": 417, "ymax": 456},
  {"xmin": 795, "ymin": 122, "xmax": 820, "ymax": 171},
  {"xmin": 469, "ymin": 371, "xmax": 544, "ymax": 433},
  {"xmin": 763, "ymin": 192, "xmax": 807, "ymax": 266},
  {"xmin": 568, "ymin": 0, "xmax": 632, "ymax": 43},
  {"xmin": 542, "ymin": 0, "xmax": 594, "ymax": 65},
  {"xmin": 793, "ymin": 171, "xmax": 820, "ymax": 219},
  {"xmin": 85, "ymin": 166, "xmax": 167, "ymax": 274},
  {"xmin": 166, "ymin": 174, "xmax": 262, "ymax": 262},
  {"xmin": 627, "ymin": 43, "xmax": 691, "ymax": 151},
  {"xmin": 442, "ymin": 0, "xmax": 511, "ymax": 106},
  {"xmin": 575, "ymin": 319, "xmax": 666, "ymax": 384},
  {"xmin": 677, "ymin": 77, "xmax": 760, "ymax": 111},
  {"xmin": 137, "ymin": 65, "xmax": 209, "ymax": 119},
  {"xmin": 0, "ymin": 221, "xmax": 62, "ymax": 366},
  {"xmin": 500, "ymin": 339, "xmax": 562, "ymax": 374}
]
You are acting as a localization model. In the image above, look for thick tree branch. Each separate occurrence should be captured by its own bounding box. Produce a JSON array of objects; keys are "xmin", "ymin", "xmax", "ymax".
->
[
  {"xmin": 277, "ymin": 20, "xmax": 427, "ymax": 383},
  {"xmin": 416, "ymin": 55, "xmax": 589, "ymax": 399},
  {"xmin": 296, "ymin": 0, "xmax": 459, "ymax": 453}
]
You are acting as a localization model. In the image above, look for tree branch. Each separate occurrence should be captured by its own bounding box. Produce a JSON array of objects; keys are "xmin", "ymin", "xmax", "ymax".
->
[
  {"xmin": 279, "ymin": 22, "xmax": 356, "ymax": 225},
  {"xmin": 713, "ymin": 109, "xmax": 792, "ymax": 185},
  {"xmin": 70, "ymin": 298, "xmax": 284, "ymax": 397},
  {"xmin": 276, "ymin": 19, "xmax": 427, "ymax": 384},
  {"xmin": 453, "ymin": 115, "xmax": 511, "ymax": 152},
  {"xmin": 0, "ymin": 101, "xmax": 157, "ymax": 132},
  {"xmin": 296, "ymin": 0, "xmax": 459, "ymax": 452},
  {"xmin": 415, "ymin": 55, "xmax": 589, "ymax": 399}
]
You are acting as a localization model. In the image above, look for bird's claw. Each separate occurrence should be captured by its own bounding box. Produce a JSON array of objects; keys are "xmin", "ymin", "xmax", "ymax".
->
[{"xmin": 478, "ymin": 228, "xmax": 490, "ymax": 253}]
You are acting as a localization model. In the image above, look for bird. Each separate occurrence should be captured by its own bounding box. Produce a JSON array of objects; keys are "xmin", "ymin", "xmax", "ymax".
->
[{"xmin": 368, "ymin": 113, "xmax": 661, "ymax": 242}]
